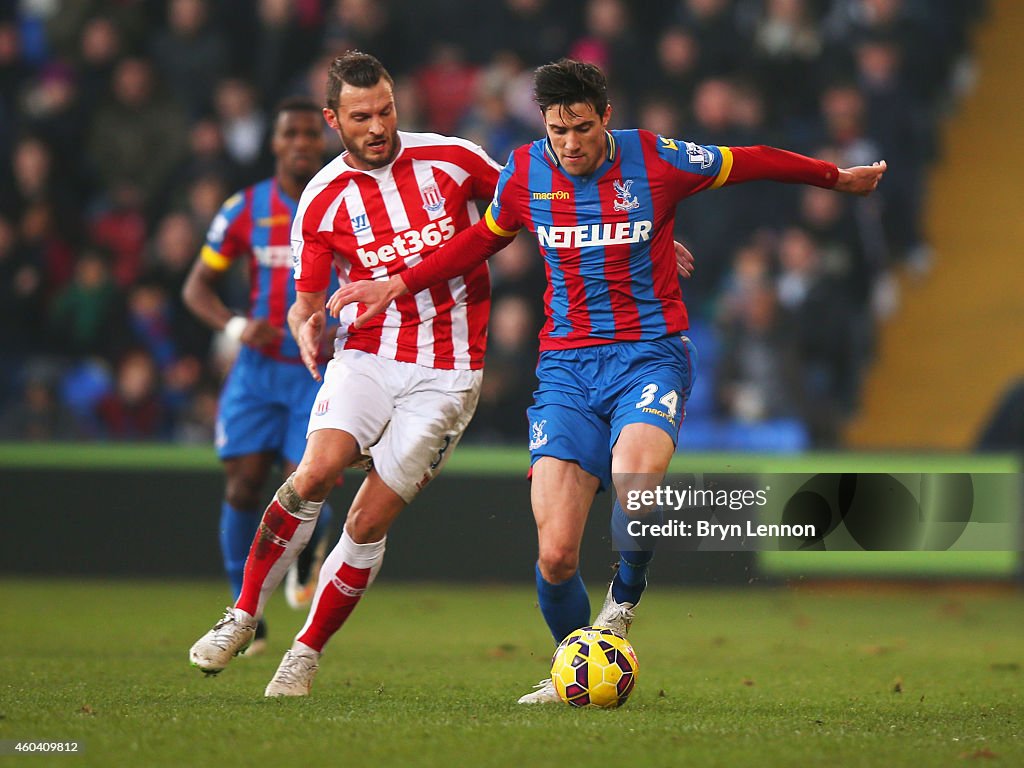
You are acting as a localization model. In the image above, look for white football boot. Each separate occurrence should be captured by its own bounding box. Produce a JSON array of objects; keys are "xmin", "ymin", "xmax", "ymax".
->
[
  {"xmin": 517, "ymin": 677, "xmax": 561, "ymax": 704},
  {"xmin": 189, "ymin": 608, "xmax": 257, "ymax": 673},
  {"xmin": 264, "ymin": 647, "xmax": 321, "ymax": 697},
  {"xmin": 592, "ymin": 583, "xmax": 636, "ymax": 638}
]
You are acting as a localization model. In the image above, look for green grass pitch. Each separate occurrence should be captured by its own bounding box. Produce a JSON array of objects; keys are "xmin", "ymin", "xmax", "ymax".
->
[
  {"xmin": 0, "ymin": 443, "xmax": 1019, "ymax": 474},
  {"xmin": 1, "ymin": 579, "xmax": 1021, "ymax": 767}
]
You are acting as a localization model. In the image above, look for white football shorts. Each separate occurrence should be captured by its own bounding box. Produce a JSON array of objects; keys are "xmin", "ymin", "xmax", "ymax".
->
[{"xmin": 306, "ymin": 349, "xmax": 482, "ymax": 503}]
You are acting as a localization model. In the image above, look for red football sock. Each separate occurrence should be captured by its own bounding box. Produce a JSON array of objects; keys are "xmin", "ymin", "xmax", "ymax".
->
[
  {"xmin": 296, "ymin": 562, "xmax": 371, "ymax": 652},
  {"xmin": 235, "ymin": 499, "xmax": 304, "ymax": 616},
  {"xmin": 295, "ymin": 531, "xmax": 386, "ymax": 652}
]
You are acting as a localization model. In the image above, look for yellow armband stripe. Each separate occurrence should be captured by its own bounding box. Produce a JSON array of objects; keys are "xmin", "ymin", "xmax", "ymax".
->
[
  {"xmin": 709, "ymin": 146, "xmax": 734, "ymax": 190},
  {"xmin": 200, "ymin": 245, "xmax": 232, "ymax": 271},
  {"xmin": 485, "ymin": 205, "xmax": 519, "ymax": 238}
]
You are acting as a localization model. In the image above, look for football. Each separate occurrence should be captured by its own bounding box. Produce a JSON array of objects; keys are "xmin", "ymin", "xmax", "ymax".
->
[{"xmin": 550, "ymin": 626, "xmax": 638, "ymax": 708}]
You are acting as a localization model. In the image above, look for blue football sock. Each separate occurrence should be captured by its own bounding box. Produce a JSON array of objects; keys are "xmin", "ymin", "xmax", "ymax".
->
[
  {"xmin": 219, "ymin": 501, "xmax": 260, "ymax": 600},
  {"xmin": 535, "ymin": 563, "xmax": 591, "ymax": 644},
  {"xmin": 610, "ymin": 498, "xmax": 661, "ymax": 606}
]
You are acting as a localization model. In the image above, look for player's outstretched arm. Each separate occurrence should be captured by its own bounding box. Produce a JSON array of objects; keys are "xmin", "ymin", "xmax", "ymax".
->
[
  {"xmin": 288, "ymin": 289, "xmax": 328, "ymax": 381},
  {"xmin": 834, "ymin": 160, "xmax": 887, "ymax": 195},
  {"xmin": 719, "ymin": 146, "xmax": 885, "ymax": 197}
]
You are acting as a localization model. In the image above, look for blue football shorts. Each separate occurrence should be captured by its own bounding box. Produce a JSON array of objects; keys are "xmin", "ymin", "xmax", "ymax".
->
[
  {"xmin": 527, "ymin": 334, "xmax": 697, "ymax": 490},
  {"xmin": 216, "ymin": 346, "xmax": 326, "ymax": 466}
]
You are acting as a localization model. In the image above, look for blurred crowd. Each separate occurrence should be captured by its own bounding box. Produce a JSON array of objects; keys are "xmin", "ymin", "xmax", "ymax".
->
[{"xmin": 0, "ymin": 0, "xmax": 985, "ymax": 449}]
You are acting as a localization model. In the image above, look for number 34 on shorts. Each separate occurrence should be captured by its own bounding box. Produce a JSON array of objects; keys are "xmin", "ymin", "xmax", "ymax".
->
[{"xmin": 636, "ymin": 383, "xmax": 679, "ymax": 421}]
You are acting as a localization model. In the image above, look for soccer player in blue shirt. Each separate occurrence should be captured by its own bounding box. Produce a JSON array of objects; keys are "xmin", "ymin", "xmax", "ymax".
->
[
  {"xmin": 329, "ymin": 60, "xmax": 885, "ymax": 703},
  {"xmin": 182, "ymin": 98, "xmax": 337, "ymax": 651}
]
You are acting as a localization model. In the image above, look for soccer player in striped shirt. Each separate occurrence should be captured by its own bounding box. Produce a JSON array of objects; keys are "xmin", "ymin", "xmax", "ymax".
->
[
  {"xmin": 332, "ymin": 59, "xmax": 886, "ymax": 704},
  {"xmin": 182, "ymin": 97, "xmax": 336, "ymax": 652},
  {"xmin": 189, "ymin": 52, "xmax": 505, "ymax": 696}
]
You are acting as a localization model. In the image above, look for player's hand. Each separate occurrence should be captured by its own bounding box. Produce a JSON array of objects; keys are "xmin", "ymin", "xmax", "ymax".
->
[
  {"xmin": 298, "ymin": 310, "xmax": 326, "ymax": 381},
  {"xmin": 834, "ymin": 160, "xmax": 886, "ymax": 196},
  {"xmin": 327, "ymin": 275, "xmax": 408, "ymax": 329},
  {"xmin": 240, "ymin": 318, "xmax": 284, "ymax": 348},
  {"xmin": 674, "ymin": 240, "xmax": 695, "ymax": 278}
]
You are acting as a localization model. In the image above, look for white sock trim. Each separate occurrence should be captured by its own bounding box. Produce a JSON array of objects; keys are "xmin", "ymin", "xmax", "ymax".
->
[
  {"xmin": 276, "ymin": 474, "xmax": 325, "ymax": 522},
  {"xmin": 297, "ymin": 498, "xmax": 325, "ymax": 520},
  {"xmin": 339, "ymin": 530, "xmax": 387, "ymax": 569}
]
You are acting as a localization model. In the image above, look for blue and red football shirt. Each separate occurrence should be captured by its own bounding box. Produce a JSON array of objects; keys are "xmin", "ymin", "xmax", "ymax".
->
[
  {"xmin": 490, "ymin": 129, "xmax": 719, "ymax": 348},
  {"xmin": 202, "ymin": 178, "xmax": 336, "ymax": 363}
]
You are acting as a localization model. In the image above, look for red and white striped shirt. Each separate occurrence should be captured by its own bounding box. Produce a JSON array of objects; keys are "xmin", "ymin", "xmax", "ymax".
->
[{"xmin": 292, "ymin": 132, "xmax": 500, "ymax": 370}]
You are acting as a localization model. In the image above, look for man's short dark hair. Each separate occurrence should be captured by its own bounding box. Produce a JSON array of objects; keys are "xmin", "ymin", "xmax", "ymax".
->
[
  {"xmin": 326, "ymin": 51, "xmax": 394, "ymax": 110},
  {"xmin": 533, "ymin": 59, "xmax": 608, "ymax": 118},
  {"xmin": 272, "ymin": 95, "xmax": 321, "ymax": 122}
]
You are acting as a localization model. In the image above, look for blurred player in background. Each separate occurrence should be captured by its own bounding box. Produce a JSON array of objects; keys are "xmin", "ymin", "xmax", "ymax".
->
[
  {"xmin": 188, "ymin": 51, "xmax": 503, "ymax": 696},
  {"xmin": 332, "ymin": 58, "xmax": 886, "ymax": 704},
  {"xmin": 182, "ymin": 97, "xmax": 336, "ymax": 653}
]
